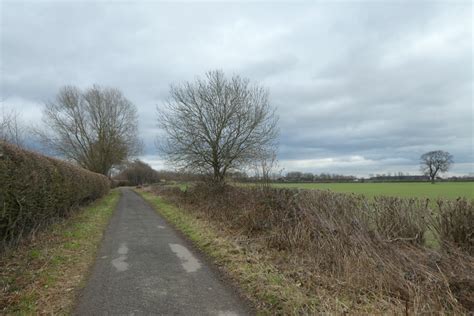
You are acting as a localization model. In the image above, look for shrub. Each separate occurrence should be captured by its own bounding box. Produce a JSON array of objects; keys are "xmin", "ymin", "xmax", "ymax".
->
[
  {"xmin": 370, "ymin": 196, "xmax": 430, "ymax": 244},
  {"xmin": 0, "ymin": 141, "xmax": 110, "ymax": 250},
  {"xmin": 436, "ymin": 198, "xmax": 473, "ymax": 255}
]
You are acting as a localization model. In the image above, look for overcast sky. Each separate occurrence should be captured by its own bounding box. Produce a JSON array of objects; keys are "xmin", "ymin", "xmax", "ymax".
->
[{"xmin": 1, "ymin": 0, "xmax": 472, "ymax": 176}]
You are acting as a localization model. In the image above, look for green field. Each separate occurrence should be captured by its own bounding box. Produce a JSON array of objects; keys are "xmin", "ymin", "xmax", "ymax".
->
[{"xmin": 268, "ymin": 182, "xmax": 474, "ymax": 200}]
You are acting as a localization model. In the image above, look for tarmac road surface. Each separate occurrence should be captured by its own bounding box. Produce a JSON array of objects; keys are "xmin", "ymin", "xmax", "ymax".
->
[{"xmin": 74, "ymin": 188, "xmax": 252, "ymax": 316}]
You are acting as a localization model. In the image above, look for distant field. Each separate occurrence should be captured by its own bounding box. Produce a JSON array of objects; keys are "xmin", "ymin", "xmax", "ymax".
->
[{"xmin": 267, "ymin": 182, "xmax": 474, "ymax": 200}]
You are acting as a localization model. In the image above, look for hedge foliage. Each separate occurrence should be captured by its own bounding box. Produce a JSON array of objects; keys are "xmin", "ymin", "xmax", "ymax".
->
[{"xmin": 0, "ymin": 141, "xmax": 110, "ymax": 249}]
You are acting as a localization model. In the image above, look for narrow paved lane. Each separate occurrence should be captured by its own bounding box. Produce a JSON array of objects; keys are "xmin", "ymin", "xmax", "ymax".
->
[{"xmin": 75, "ymin": 188, "xmax": 252, "ymax": 315}]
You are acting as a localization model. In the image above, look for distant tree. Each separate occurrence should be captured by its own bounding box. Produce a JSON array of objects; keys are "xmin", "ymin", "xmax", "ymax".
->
[
  {"xmin": 319, "ymin": 173, "xmax": 330, "ymax": 180},
  {"xmin": 158, "ymin": 70, "xmax": 278, "ymax": 184},
  {"xmin": 115, "ymin": 159, "xmax": 160, "ymax": 185},
  {"xmin": 39, "ymin": 85, "xmax": 141, "ymax": 176},
  {"xmin": 286, "ymin": 171, "xmax": 303, "ymax": 181},
  {"xmin": 0, "ymin": 104, "xmax": 23, "ymax": 146},
  {"xmin": 420, "ymin": 150, "xmax": 453, "ymax": 183},
  {"xmin": 301, "ymin": 172, "xmax": 314, "ymax": 182}
]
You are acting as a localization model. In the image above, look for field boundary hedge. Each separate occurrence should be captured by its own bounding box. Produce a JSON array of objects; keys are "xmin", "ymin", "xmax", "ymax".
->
[{"xmin": 0, "ymin": 141, "xmax": 110, "ymax": 250}]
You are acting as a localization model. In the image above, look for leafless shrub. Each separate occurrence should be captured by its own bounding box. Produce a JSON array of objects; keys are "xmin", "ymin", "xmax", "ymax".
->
[
  {"xmin": 436, "ymin": 198, "xmax": 473, "ymax": 255},
  {"xmin": 370, "ymin": 196, "xmax": 430, "ymax": 244}
]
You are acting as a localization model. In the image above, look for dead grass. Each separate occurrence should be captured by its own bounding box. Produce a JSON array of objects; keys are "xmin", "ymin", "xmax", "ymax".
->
[
  {"xmin": 0, "ymin": 189, "xmax": 120, "ymax": 314},
  {"xmin": 139, "ymin": 183, "xmax": 474, "ymax": 314}
]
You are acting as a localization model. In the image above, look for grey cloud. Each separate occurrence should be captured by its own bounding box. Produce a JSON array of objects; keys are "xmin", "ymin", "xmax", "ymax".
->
[{"xmin": 1, "ymin": 1, "xmax": 472, "ymax": 176}]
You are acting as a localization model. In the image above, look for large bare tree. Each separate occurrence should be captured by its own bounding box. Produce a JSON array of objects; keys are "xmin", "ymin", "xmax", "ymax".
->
[
  {"xmin": 40, "ymin": 85, "xmax": 141, "ymax": 176},
  {"xmin": 420, "ymin": 150, "xmax": 453, "ymax": 183},
  {"xmin": 158, "ymin": 70, "xmax": 278, "ymax": 183}
]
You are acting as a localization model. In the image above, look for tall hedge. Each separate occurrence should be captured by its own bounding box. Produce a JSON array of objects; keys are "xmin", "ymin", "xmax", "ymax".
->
[{"xmin": 0, "ymin": 142, "xmax": 110, "ymax": 249}]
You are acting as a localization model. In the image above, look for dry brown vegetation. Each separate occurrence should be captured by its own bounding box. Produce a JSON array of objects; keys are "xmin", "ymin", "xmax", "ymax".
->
[
  {"xmin": 0, "ymin": 141, "xmax": 110, "ymax": 251},
  {"xmin": 146, "ymin": 183, "xmax": 473, "ymax": 314}
]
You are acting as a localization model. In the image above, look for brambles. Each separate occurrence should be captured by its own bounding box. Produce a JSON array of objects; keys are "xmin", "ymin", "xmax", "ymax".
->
[{"xmin": 0, "ymin": 142, "xmax": 110, "ymax": 250}]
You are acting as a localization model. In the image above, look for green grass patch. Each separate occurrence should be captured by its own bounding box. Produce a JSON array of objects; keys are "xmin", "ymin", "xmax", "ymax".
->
[
  {"xmin": 138, "ymin": 190, "xmax": 320, "ymax": 315},
  {"xmin": 0, "ymin": 190, "xmax": 120, "ymax": 314},
  {"xmin": 255, "ymin": 182, "xmax": 474, "ymax": 200}
]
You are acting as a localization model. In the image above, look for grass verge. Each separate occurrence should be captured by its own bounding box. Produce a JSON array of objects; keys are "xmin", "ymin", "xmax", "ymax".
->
[
  {"xmin": 0, "ymin": 189, "xmax": 120, "ymax": 314},
  {"xmin": 137, "ymin": 190, "xmax": 320, "ymax": 315}
]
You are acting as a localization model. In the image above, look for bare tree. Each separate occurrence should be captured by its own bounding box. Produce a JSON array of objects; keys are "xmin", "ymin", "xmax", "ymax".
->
[
  {"xmin": 39, "ymin": 85, "xmax": 141, "ymax": 176},
  {"xmin": 420, "ymin": 150, "xmax": 453, "ymax": 183},
  {"xmin": 0, "ymin": 104, "xmax": 23, "ymax": 146},
  {"xmin": 158, "ymin": 70, "xmax": 278, "ymax": 184}
]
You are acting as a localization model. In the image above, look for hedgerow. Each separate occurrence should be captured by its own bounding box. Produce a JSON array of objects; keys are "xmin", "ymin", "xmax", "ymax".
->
[{"xmin": 0, "ymin": 141, "xmax": 109, "ymax": 250}]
